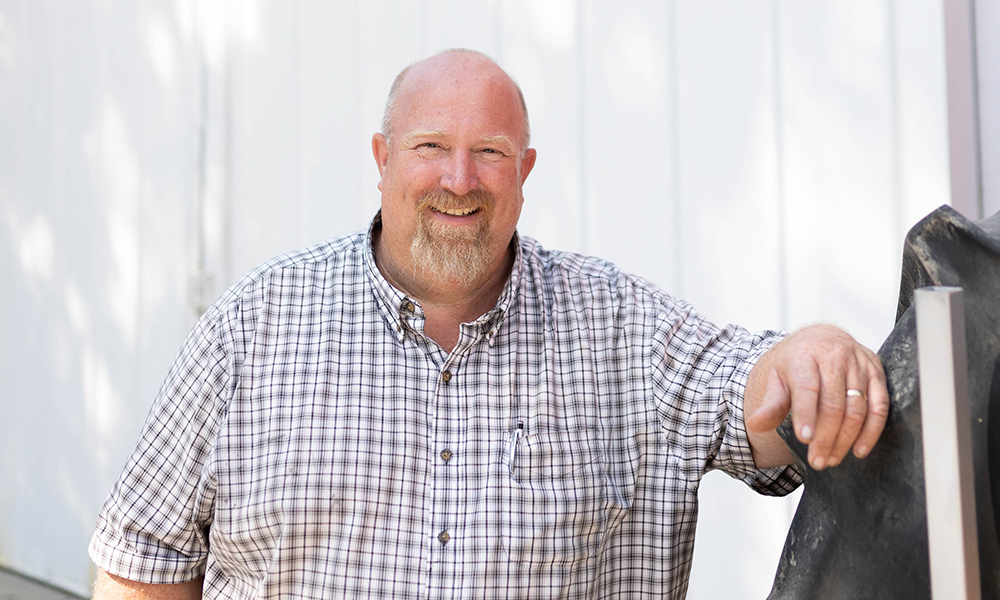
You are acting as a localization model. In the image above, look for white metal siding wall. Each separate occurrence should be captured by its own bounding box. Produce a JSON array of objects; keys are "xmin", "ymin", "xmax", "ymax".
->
[
  {"xmin": 977, "ymin": 0, "xmax": 1000, "ymax": 217},
  {"xmin": 0, "ymin": 1, "xmax": 951, "ymax": 597}
]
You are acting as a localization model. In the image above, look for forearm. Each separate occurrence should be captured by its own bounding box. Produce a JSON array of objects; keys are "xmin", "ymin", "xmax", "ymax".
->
[
  {"xmin": 93, "ymin": 570, "xmax": 203, "ymax": 600},
  {"xmin": 745, "ymin": 344, "xmax": 796, "ymax": 469}
]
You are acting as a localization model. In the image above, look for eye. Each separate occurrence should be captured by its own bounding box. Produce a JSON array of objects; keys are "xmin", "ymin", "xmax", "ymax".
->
[
  {"xmin": 413, "ymin": 142, "xmax": 447, "ymax": 157},
  {"xmin": 478, "ymin": 147, "xmax": 506, "ymax": 159}
]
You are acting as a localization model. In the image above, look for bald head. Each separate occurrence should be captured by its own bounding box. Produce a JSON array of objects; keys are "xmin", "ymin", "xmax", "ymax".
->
[{"xmin": 381, "ymin": 49, "xmax": 531, "ymax": 154}]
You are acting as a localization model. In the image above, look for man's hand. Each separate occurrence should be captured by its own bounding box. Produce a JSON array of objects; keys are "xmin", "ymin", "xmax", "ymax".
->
[{"xmin": 745, "ymin": 324, "xmax": 889, "ymax": 471}]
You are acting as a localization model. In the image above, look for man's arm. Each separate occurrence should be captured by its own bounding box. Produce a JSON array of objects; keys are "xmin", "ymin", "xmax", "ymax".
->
[
  {"xmin": 744, "ymin": 324, "xmax": 890, "ymax": 470},
  {"xmin": 92, "ymin": 570, "xmax": 203, "ymax": 600}
]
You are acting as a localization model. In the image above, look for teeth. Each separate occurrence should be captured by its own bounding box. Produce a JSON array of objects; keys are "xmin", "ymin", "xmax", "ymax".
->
[{"xmin": 437, "ymin": 207, "xmax": 477, "ymax": 216}]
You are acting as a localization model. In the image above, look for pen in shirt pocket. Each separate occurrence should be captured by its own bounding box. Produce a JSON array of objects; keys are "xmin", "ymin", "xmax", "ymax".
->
[{"xmin": 507, "ymin": 421, "xmax": 524, "ymax": 474}]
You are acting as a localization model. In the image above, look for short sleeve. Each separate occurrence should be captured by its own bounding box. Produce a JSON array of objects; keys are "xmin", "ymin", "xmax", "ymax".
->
[{"xmin": 89, "ymin": 305, "xmax": 233, "ymax": 584}]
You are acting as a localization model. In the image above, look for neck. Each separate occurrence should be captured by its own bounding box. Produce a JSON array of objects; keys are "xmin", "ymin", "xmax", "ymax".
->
[{"xmin": 373, "ymin": 228, "xmax": 514, "ymax": 352}]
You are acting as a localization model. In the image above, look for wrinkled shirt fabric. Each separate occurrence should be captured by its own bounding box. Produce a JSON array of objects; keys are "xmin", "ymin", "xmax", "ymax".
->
[{"xmin": 90, "ymin": 218, "xmax": 801, "ymax": 599}]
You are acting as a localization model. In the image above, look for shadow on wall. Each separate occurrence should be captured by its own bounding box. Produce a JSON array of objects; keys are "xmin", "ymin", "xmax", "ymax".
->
[{"xmin": 0, "ymin": 1, "xmax": 223, "ymax": 594}]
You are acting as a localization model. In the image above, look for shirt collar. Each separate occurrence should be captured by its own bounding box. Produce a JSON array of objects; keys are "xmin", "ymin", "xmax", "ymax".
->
[{"xmin": 362, "ymin": 211, "xmax": 522, "ymax": 345}]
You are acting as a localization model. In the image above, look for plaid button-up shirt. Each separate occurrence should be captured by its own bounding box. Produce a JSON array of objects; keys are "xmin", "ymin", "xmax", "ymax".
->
[{"xmin": 90, "ymin": 217, "xmax": 801, "ymax": 599}]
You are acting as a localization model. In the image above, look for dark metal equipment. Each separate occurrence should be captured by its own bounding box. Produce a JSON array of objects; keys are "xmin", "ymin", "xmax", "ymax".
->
[{"xmin": 767, "ymin": 205, "xmax": 1000, "ymax": 599}]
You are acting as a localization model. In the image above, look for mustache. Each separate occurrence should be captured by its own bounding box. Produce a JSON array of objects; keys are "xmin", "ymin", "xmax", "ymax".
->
[{"xmin": 416, "ymin": 188, "xmax": 496, "ymax": 213}]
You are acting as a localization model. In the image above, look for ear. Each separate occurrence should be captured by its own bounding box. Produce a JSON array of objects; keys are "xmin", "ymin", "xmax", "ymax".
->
[
  {"xmin": 372, "ymin": 133, "xmax": 389, "ymax": 192},
  {"xmin": 519, "ymin": 148, "xmax": 537, "ymax": 185}
]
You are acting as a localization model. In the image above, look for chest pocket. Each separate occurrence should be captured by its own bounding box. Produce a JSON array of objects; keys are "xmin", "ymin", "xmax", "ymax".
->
[{"xmin": 501, "ymin": 427, "xmax": 608, "ymax": 566}]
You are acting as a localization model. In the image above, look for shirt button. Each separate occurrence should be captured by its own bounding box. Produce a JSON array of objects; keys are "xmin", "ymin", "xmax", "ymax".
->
[
  {"xmin": 441, "ymin": 370, "xmax": 452, "ymax": 383},
  {"xmin": 440, "ymin": 449, "xmax": 453, "ymax": 462},
  {"xmin": 404, "ymin": 301, "xmax": 415, "ymax": 312},
  {"xmin": 438, "ymin": 531, "xmax": 451, "ymax": 545}
]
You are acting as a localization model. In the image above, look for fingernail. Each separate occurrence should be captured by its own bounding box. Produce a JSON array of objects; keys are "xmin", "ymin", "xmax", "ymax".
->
[
  {"xmin": 811, "ymin": 456, "xmax": 826, "ymax": 470},
  {"xmin": 856, "ymin": 446, "xmax": 868, "ymax": 458},
  {"xmin": 800, "ymin": 425, "xmax": 813, "ymax": 441},
  {"xmin": 828, "ymin": 457, "xmax": 840, "ymax": 467}
]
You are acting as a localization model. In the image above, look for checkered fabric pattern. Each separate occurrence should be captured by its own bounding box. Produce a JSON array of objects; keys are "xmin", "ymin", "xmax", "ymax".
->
[{"xmin": 90, "ymin": 215, "xmax": 801, "ymax": 599}]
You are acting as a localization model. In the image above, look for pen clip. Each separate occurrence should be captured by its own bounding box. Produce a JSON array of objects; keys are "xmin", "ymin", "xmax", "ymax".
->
[{"xmin": 508, "ymin": 421, "xmax": 524, "ymax": 475}]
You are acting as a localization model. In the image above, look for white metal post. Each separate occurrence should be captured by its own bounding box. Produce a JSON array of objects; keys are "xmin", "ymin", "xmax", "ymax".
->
[{"xmin": 917, "ymin": 286, "xmax": 981, "ymax": 600}]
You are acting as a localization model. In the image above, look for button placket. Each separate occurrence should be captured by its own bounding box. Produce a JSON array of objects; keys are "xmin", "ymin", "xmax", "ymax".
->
[{"xmin": 430, "ymin": 357, "xmax": 460, "ymax": 564}]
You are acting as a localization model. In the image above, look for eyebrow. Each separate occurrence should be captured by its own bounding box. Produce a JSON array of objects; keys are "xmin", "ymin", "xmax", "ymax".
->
[
  {"xmin": 480, "ymin": 135, "xmax": 516, "ymax": 149},
  {"xmin": 406, "ymin": 129, "xmax": 447, "ymax": 140}
]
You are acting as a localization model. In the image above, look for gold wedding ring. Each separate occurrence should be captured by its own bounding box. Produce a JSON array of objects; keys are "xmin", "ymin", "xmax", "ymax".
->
[{"xmin": 847, "ymin": 388, "xmax": 867, "ymax": 400}]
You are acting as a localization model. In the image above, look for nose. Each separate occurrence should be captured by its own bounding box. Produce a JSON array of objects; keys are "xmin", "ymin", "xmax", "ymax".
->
[{"xmin": 440, "ymin": 151, "xmax": 478, "ymax": 196}]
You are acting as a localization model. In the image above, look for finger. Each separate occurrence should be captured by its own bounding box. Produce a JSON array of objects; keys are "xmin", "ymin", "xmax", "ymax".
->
[
  {"xmin": 805, "ymin": 351, "xmax": 849, "ymax": 471},
  {"xmin": 747, "ymin": 367, "xmax": 791, "ymax": 432},
  {"xmin": 827, "ymin": 369, "xmax": 868, "ymax": 467},
  {"xmin": 853, "ymin": 352, "xmax": 889, "ymax": 458},
  {"xmin": 786, "ymin": 355, "xmax": 822, "ymax": 447},
  {"xmin": 826, "ymin": 348, "xmax": 868, "ymax": 465}
]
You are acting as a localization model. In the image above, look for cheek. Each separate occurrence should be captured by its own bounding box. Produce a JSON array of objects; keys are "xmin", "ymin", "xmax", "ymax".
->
[
  {"xmin": 483, "ymin": 167, "xmax": 524, "ymax": 199},
  {"xmin": 381, "ymin": 159, "xmax": 439, "ymax": 193},
  {"xmin": 492, "ymin": 196, "xmax": 524, "ymax": 234}
]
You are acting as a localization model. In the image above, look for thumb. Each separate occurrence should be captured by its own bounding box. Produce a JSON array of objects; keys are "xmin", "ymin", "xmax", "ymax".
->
[{"xmin": 747, "ymin": 368, "xmax": 791, "ymax": 432}]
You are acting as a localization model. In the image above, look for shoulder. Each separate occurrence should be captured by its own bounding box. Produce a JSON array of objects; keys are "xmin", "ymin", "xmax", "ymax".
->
[
  {"xmin": 245, "ymin": 231, "xmax": 366, "ymax": 280},
  {"xmin": 210, "ymin": 231, "xmax": 368, "ymax": 319},
  {"xmin": 517, "ymin": 235, "xmax": 676, "ymax": 308}
]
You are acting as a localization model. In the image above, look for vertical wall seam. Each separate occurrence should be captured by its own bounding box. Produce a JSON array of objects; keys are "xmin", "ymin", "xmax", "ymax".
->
[
  {"xmin": 577, "ymin": 0, "xmax": 587, "ymax": 254},
  {"xmin": 771, "ymin": 0, "xmax": 789, "ymax": 330},
  {"xmin": 969, "ymin": 0, "xmax": 984, "ymax": 218},
  {"xmin": 354, "ymin": 1, "xmax": 363, "ymax": 225},
  {"xmin": 134, "ymin": 0, "xmax": 145, "ymax": 355},
  {"xmin": 193, "ymin": 0, "xmax": 210, "ymax": 317},
  {"xmin": 668, "ymin": 0, "xmax": 683, "ymax": 294},
  {"xmin": 887, "ymin": 0, "xmax": 905, "ymax": 253},
  {"xmin": 222, "ymin": 0, "xmax": 234, "ymax": 293},
  {"xmin": 294, "ymin": 0, "xmax": 303, "ymax": 248}
]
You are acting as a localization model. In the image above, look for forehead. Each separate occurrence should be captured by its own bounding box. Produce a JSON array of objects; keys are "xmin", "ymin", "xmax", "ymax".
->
[{"xmin": 392, "ymin": 57, "xmax": 525, "ymax": 143}]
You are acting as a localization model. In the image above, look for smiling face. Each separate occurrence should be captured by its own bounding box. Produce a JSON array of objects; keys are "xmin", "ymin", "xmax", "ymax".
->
[{"xmin": 372, "ymin": 51, "xmax": 536, "ymax": 296}]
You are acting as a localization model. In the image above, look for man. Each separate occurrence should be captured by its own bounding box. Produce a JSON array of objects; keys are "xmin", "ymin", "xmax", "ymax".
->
[{"xmin": 90, "ymin": 49, "xmax": 887, "ymax": 599}]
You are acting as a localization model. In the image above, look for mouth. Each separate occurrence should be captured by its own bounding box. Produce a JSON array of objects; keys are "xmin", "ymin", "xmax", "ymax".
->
[
  {"xmin": 417, "ymin": 188, "xmax": 495, "ymax": 225},
  {"xmin": 432, "ymin": 206, "xmax": 480, "ymax": 217}
]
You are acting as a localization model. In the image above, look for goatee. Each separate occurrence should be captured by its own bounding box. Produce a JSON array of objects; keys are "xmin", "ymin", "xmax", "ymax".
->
[{"xmin": 410, "ymin": 188, "xmax": 496, "ymax": 287}]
